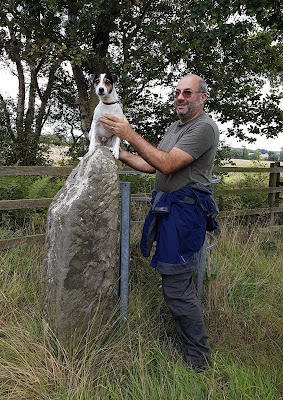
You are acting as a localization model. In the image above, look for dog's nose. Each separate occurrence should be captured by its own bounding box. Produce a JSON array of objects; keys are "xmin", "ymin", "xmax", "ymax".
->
[{"xmin": 99, "ymin": 87, "xmax": 104, "ymax": 94}]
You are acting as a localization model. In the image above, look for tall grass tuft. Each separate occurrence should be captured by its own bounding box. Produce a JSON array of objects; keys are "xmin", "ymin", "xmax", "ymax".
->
[
  {"xmin": 205, "ymin": 220, "xmax": 282, "ymax": 366},
  {"xmin": 0, "ymin": 222, "xmax": 282, "ymax": 399}
]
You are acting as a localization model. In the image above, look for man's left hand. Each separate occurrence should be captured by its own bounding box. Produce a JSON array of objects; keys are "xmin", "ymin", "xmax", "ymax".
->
[{"xmin": 99, "ymin": 114, "xmax": 133, "ymax": 141}]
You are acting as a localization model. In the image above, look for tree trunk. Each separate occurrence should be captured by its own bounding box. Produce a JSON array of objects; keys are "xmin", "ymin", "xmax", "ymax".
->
[
  {"xmin": 12, "ymin": 60, "xmax": 62, "ymax": 165},
  {"xmin": 72, "ymin": 65, "xmax": 91, "ymax": 140}
]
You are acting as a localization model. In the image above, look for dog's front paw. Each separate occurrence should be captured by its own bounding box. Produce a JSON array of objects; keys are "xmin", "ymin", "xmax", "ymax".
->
[
  {"xmin": 88, "ymin": 144, "xmax": 96, "ymax": 155},
  {"xmin": 112, "ymin": 147, "xmax": 120, "ymax": 159}
]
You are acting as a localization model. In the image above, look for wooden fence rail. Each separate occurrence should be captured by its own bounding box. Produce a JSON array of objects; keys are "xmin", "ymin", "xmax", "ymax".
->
[
  {"xmin": 0, "ymin": 165, "xmax": 282, "ymax": 176},
  {"xmin": 0, "ymin": 162, "xmax": 282, "ymax": 250}
]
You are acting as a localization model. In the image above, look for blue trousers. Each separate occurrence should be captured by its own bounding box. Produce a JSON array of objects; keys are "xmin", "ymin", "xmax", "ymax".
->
[{"xmin": 162, "ymin": 272, "xmax": 211, "ymax": 368}]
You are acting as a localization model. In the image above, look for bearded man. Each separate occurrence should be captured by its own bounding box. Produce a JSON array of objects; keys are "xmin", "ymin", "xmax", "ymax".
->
[{"xmin": 100, "ymin": 74, "xmax": 220, "ymax": 371}]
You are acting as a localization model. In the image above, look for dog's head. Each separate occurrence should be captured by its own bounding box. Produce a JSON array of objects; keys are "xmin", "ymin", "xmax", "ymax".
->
[{"xmin": 89, "ymin": 73, "xmax": 118, "ymax": 97}]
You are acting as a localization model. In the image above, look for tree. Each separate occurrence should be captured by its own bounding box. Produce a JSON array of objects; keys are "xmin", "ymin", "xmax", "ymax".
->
[
  {"xmin": 0, "ymin": 0, "xmax": 282, "ymax": 165},
  {"xmin": 242, "ymin": 146, "xmax": 249, "ymax": 160},
  {"xmin": 256, "ymin": 148, "xmax": 268, "ymax": 154},
  {"xmin": 230, "ymin": 147, "xmax": 244, "ymax": 159},
  {"xmin": 0, "ymin": 1, "xmax": 68, "ymax": 164},
  {"xmin": 268, "ymin": 151, "xmax": 281, "ymax": 161},
  {"xmin": 249, "ymin": 151, "xmax": 261, "ymax": 161}
]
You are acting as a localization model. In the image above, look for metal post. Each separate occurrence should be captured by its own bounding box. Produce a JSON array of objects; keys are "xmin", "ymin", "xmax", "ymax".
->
[
  {"xmin": 268, "ymin": 162, "xmax": 280, "ymax": 226},
  {"xmin": 118, "ymin": 182, "xmax": 131, "ymax": 319},
  {"xmin": 197, "ymin": 176, "xmax": 220, "ymax": 297},
  {"xmin": 197, "ymin": 243, "xmax": 206, "ymax": 298},
  {"xmin": 211, "ymin": 176, "xmax": 221, "ymax": 197}
]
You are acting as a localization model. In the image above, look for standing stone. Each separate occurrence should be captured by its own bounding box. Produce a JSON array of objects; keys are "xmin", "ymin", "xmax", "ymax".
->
[{"xmin": 43, "ymin": 147, "xmax": 120, "ymax": 347}]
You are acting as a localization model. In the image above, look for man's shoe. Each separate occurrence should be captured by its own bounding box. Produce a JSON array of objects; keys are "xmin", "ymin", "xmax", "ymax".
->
[{"xmin": 183, "ymin": 357, "xmax": 211, "ymax": 373}]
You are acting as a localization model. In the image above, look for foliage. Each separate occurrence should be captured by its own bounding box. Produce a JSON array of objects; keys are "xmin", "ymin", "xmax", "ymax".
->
[
  {"xmin": 268, "ymin": 150, "xmax": 283, "ymax": 161},
  {"xmin": 0, "ymin": 176, "xmax": 65, "ymax": 201},
  {"xmin": 215, "ymin": 161, "xmax": 270, "ymax": 210},
  {"xmin": 230, "ymin": 146, "xmax": 250, "ymax": 159},
  {"xmin": 67, "ymin": 136, "xmax": 88, "ymax": 163},
  {"xmin": 238, "ymin": 168, "xmax": 269, "ymax": 209},
  {"xmin": 229, "ymin": 147, "xmax": 282, "ymax": 161},
  {"xmin": 0, "ymin": 175, "xmax": 65, "ymax": 230},
  {"xmin": 214, "ymin": 143, "xmax": 234, "ymax": 167},
  {"xmin": 0, "ymin": 1, "xmax": 82, "ymax": 165},
  {"xmin": 0, "ymin": 223, "xmax": 282, "ymax": 398},
  {"xmin": 40, "ymin": 133, "xmax": 69, "ymax": 147},
  {"xmin": 119, "ymin": 173, "xmax": 155, "ymax": 195},
  {"xmin": 0, "ymin": 0, "xmax": 282, "ymax": 165}
]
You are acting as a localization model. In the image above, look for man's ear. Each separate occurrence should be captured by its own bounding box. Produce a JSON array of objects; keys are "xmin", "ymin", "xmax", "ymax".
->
[{"xmin": 201, "ymin": 92, "xmax": 207, "ymax": 104}]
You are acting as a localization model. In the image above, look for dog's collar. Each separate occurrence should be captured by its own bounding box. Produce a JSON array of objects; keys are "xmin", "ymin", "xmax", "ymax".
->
[{"xmin": 103, "ymin": 101, "xmax": 119, "ymax": 105}]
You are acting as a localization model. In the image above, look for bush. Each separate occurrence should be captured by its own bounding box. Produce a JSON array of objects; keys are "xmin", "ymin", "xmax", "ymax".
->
[
  {"xmin": 215, "ymin": 161, "xmax": 269, "ymax": 211},
  {"xmin": 119, "ymin": 173, "xmax": 155, "ymax": 195},
  {"xmin": 0, "ymin": 175, "xmax": 66, "ymax": 233}
]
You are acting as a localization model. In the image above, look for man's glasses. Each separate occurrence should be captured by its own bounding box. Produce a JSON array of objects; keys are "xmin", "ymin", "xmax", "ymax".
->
[{"xmin": 174, "ymin": 90, "xmax": 205, "ymax": 98}]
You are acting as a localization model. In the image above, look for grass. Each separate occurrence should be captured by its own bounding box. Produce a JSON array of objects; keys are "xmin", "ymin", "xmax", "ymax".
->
[
  {"xmin": 228, "ymin": 159, "xmax": 273, "ymax": 167},
  {"xmin": 0, "ymin": 221, "xmax": 282, "ymax": 399},
  {"xmin": 214, "ymin": 160, "xmax": 274, "ymax": 211}
]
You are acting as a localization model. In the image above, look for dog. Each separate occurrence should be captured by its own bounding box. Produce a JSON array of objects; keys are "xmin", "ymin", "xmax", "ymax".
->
[{"xmin": 88, "ymin": 73, "xmax": 122, "ymax": 159}]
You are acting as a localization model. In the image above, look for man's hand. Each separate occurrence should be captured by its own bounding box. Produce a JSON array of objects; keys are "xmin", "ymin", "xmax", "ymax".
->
[{"xmin": 99, "ymin": 114, "xmax": 133, "ymax": 141}]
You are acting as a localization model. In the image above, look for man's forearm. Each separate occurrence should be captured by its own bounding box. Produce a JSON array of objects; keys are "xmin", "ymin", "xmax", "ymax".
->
[
  {"xmin": 125, "ymin": 128, "xmax": 182, "ymax": 174},
  {"xmin": 119, "ymin": 149, "xmax": 156, "ymax": 173}
]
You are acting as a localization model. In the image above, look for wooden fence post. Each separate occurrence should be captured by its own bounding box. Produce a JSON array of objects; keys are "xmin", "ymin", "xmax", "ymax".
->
[{"xmin": 268, "ymin": 161, "xmax": 280, "ymax": 225}]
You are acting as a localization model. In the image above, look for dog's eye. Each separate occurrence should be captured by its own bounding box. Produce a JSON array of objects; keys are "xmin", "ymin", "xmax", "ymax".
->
[
  {"xmin": 105, "ymin": 79, "xmax": 111, "ymax": 84},
  {"xmin": 94, "ymin": 79, "xmax": 100, "ymax": 84}
]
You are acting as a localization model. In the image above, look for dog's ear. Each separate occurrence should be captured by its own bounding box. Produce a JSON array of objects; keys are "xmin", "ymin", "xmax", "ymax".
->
[{"xmin": 111, "ymin": 74, "xmax": 118, "ymax": 83}]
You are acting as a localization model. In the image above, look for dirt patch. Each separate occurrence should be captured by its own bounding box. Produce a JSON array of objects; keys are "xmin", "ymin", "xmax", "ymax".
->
[{"xmin": 48, "ymin": 146, "xmax": 71, "ymax": 164}]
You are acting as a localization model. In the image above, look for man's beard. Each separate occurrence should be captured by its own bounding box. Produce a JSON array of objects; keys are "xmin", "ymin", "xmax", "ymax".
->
[{"xmin": 175, "ymin": 100, "xmax": 200, "ymax": 121}]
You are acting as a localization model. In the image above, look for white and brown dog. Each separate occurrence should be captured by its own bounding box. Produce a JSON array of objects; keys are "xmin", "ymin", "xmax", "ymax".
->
[{"xmin": 88, "ymin": 73, "xmax": 122, "ymax": 159}]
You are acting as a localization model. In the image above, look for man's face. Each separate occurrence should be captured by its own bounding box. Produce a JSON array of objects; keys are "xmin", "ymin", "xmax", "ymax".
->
[{"xmin": 174, "ymin": 77, "xmax": 206, "ymax": 123}]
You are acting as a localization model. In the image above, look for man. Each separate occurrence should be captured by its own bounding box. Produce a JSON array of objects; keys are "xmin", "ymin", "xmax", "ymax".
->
[{"xmin": 100, "ymin": 74, "xmax": 220, "ymax": 371}]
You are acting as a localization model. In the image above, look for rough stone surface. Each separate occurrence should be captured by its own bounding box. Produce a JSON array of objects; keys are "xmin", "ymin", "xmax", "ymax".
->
[{"xmin": 43, "ymin": 147, "xmax": 120, "ymax": 347}]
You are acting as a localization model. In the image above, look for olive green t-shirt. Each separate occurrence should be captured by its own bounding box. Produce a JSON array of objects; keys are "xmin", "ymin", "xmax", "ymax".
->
[{"xmin": 155, "ymin": 112, "xmax": 219, "ymax": 193}]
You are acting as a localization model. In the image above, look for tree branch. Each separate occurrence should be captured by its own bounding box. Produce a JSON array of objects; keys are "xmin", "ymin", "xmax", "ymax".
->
[
  {"xmin": 15, "ymin": 60, "xmax": 25, "ymax": 131},
  {"xmin": 24, "ymin": 64, "xmax": 37, "ymax": 133},
  {"xmin": 35, "ymin": 59, "xmax": 45, "ymax": 100},
  {"xmin": 35, "ymin": 60, "xmax": 61, "ymax": 137},
  {"xmin": 71, "ymin": 64, "xmax": 90, "ymax": 138}
]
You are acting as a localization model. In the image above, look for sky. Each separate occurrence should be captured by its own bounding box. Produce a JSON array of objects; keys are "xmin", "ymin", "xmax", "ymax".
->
[
  {"xmin": 222, "ymin": 134, "xmax": 281, "ymax": 152},
  {"xmin": 217, "ymin": 122, "xmax": 282, "ymax": 152},
  {"xmin": 0, "ymin": 67, "xmax": 282, "ymax": 152}
]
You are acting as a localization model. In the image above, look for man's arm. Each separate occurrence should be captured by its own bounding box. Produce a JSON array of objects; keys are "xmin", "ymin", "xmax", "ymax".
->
[
  {"xmin": 119, "ymin": 148, "xmax": 156, "ymax": 173},
  {"xmin": 100, "ymin": 115, "xmax": 195, "ymax": 175}
]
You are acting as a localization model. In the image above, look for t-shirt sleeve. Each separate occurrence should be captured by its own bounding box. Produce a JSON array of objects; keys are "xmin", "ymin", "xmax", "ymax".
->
[{"xmin": 174, "ymin": 123, "xmax": 216, "ymax": 159}]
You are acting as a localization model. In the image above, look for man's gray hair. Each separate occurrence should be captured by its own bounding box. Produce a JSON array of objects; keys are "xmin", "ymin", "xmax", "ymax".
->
[{"xmin": 199, "ymin": 78, "xmax": 208, "ymax": 94}]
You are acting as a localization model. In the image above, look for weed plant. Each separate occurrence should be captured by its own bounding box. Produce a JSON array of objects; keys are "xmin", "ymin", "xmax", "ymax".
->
[{"xmin": 0, "ymin": 220, "xmax": 282, "ymax": 399}]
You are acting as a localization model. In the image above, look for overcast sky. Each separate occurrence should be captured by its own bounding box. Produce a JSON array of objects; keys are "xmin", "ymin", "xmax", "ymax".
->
[
  {"xmin": 0, "ymin": 68, "xmax": 282, "ymax": 151},
  {"xmin": 218, "ymin": 123, "xmax": 282, "ymax": 152}
]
